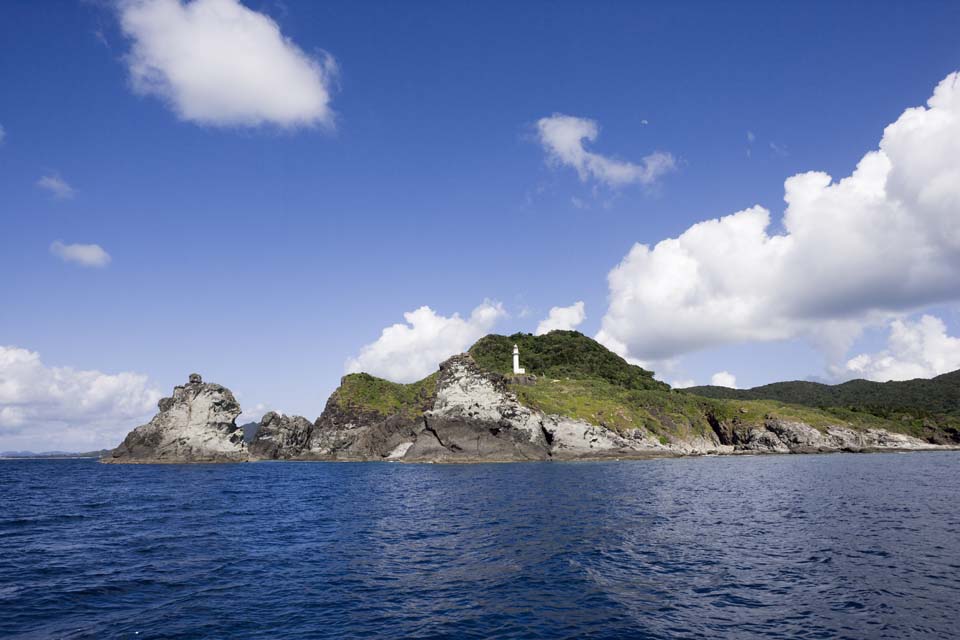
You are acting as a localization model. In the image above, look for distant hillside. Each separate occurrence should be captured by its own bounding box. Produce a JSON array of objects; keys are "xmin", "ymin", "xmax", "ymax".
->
[
  {"xmin": 0, "ymin": 449, "xmax": 109, "ymax": 459},
  {"xmin": 469, "ymin": 331, "xmax": 668, "ymax": 392},
  {"xmin": 686, "ymin": 370, "xmax": 960, "ymax": 417}
]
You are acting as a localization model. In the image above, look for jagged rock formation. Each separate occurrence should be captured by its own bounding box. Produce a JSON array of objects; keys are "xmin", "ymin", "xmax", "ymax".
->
[
  {"xmin": 706, "ymin": 417, "xmax": 939, "ymax": 454},
  {"xmin": 292, "ymin": 355, "xmax": 552, "ymax": 461},
  {"xmin": 102, "ymin": 374, "xmax": 248, "ymax": 464},
  {"xmin": 249, "ymin": 412, "xmax": 314, "ymax": 460}
]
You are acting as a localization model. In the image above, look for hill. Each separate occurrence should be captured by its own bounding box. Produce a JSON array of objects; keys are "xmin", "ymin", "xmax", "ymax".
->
[
  {"xmin": 686, "ymin": 370, "xmax": 960, "ymax": 417},
  {"xmin": 469, "ymin": 331, "xmax": 668, "ymax": 391}
]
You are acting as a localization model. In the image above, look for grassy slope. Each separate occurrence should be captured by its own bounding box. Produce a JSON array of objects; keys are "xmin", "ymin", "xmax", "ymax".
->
[
  {"xmin": 470, "ymin": 332, "xmax": 921, "ymax": 438},
  {"xmin": 331, "ymin": 372, "xmax": 437, "ymax": 418},
  {"xmin": 512, "ymin": 377, "xmax": 915, "ymax": 440}
]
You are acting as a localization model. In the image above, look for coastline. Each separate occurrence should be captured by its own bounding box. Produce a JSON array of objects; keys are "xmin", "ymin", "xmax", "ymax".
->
[{"xmin": 94, "ymin": 444, "xmax": 960, "ymax": 465}]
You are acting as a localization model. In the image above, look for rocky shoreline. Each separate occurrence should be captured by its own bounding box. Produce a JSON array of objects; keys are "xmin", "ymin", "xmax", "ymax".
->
[{"xmin": 102, "ymin": 357, "xmax": 958, "ymax": 465}]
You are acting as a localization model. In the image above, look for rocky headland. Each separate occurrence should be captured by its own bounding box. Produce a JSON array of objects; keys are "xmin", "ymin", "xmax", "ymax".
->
[{"xmin": 103, "ymin": 332, "xmax": 960, "ymax": 464}]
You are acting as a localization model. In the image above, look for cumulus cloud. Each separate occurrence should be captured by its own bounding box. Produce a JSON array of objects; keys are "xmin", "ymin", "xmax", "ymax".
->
[
  {"xmin": 0, "ymin": 346, "xmax": 161, "ymax": 452},
  {"xmin": 535, "ymin": 301, "xmax": 586, "ymax": 335},
  {"xmin": 598, "ymin": 72, "xmax": 960, "ymax": 366},
  {"xmin": 841, "ymin": 315, "xmax": 960, "ymax": 382},
  {"xmin": 710, "ymin": 371, "xmax": 738, "ymax": 388},
  {"xmin": 118, "ymin": 0, "xmax": 337, "ymax": 128},
  {"xmin": 670, "ymin": 378, "xmax": 696, "ymax": 389},
  {"xmin": 50, "ymin": 241, "xmax": 112, "ymax": 268},
  {"xmin": 536, "ymin": 114, "xmax": 675, "ymax": 187},
  {"xmin": 36, "ymin": 173, "xmax": 75, "ymax": 199},
  {"xmin": 346, "ymin": 301, "xmax": 506, "ymax": 383}
]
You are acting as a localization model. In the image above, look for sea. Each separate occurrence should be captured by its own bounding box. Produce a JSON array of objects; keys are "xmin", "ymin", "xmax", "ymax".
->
[{"xmin": 2, "ymin": 452, "xmax": 959, "ymax": 639}]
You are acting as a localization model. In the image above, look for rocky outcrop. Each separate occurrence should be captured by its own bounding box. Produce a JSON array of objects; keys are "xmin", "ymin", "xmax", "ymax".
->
[
  {"xmin": 102, "ymin": 374, "xmax": 248, "ymax": 464},
  {"xmin": 703, "ymin": 415, "xmax": 939, "ymax": 454},
  {"xmin": 300, "ymin": 355, "xmax": 550, "ymax": 462},
  {"xmin": 249, "ymin": 412, "xmax": 314, "ymax": 460}
]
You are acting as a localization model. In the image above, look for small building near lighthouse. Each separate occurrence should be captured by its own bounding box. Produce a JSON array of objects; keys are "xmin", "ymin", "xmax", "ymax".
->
[{"xmin": 512, "ymin": 344, "xmax": 526, "ymax": 375}]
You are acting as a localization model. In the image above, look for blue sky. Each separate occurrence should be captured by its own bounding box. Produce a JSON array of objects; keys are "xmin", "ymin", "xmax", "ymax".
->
[{"xmin": 2, "ymin": 0, "xmax": 960, "ymax": 450}]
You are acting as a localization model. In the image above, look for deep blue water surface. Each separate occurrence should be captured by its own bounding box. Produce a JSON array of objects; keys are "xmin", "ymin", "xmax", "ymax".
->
[{"xmin": 2, "ymin": 453, "xmax": 959, "ymax": 639}]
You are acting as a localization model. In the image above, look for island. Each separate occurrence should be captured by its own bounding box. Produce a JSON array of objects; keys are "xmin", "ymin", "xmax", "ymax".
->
[{"xmin": 102, "ymin": 331, "xmax": 960, "ymax": 464}]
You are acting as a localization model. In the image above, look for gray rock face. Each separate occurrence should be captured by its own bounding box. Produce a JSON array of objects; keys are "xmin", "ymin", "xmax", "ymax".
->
[
  {"xmin": 102, "ymin": 375, "xmax": 247, "ymax": 464},
  {"xmin": 704, "ymin": 416, "xmax": 939, "ymax": 455},
  {"xmin": 249, "ymin": 412, "xmax": 314, "ymax": 460}
]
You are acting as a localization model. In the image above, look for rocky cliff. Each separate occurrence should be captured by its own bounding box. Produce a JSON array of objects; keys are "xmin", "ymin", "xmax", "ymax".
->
[
  {"xmin": 103, "ymin": 374, "xmax": 248, "ymax": 464},
  {"xmin": 299, "ymin": 355, "xmax": 553, "ymax": 462}
]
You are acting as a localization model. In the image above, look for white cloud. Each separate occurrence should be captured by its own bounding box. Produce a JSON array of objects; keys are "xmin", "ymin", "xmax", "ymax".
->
[
  {"xmin": 0, "ymin": 346, "xmax": 162, "ymax": 452},
  {"xmin": 118, "ymin": 0, "xmax": 337, "ymax": 128},
  {"xmin": 536, "ymin": 114, "xmax": 676, "ymax": 187},
  {"xmin": 50, "ymin": 241, "xmax": 112, "ymax": 268},
  {"xmin": 670, "ymin": 379, "xmax": 696, "ymax": 389},
  {"xmin": 841, "ymin": 315, "xmax": 960, "ymax": 381},
  {"xmin": 36, "ymin": 173, "xmax": 75, "ymax": 199},
  {"xmin": 238, "ymin": 401, "xmax": 270, "ymax": 424},
  {"xmin": 0, "ymin": 124, "xmax": 5, "ymax": 144},
  {"xmin": 598, "ymin": 72, "xmax": 960, "ymax": 366},
  {"xmin": 710, "ymin": 371, "xmax": 737, "ymax": 388},
  {"xmin": 346, "ymin": 301, "xmax": 506, "ymax": 383},
  {"xmin": 535, "ymin": 301, "xmax": 586, "ymax": 335}
]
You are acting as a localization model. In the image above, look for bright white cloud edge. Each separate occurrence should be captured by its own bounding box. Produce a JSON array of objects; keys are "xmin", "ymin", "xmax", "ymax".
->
[
  {"xmin": 345, "ymin": 301, "xmax": 506, "ymax": 383},
  {"xmin": 710, "ymin": 371, "xmax": 738, "ymax": 388},
  {"xmin": 841, "ymin": 314, "xmax": 960, "ymax": 382},
  {"xmin": 118, "ymin": 0, "xmax": 337, "ymax": 128},
  {"xmin": 597, "ymin": 72, "xmax": 960, "ymax": 376},
  {"xmin": 537, "ymin": 114, "xmax": 676, "ymax": 187},
  {"xmin": 0, "ymin": 346, "xmax": 161, "ymax": 452},
  {"xmin": 535, "ymin": 301, "xmax": 586, "ymax": 335}
]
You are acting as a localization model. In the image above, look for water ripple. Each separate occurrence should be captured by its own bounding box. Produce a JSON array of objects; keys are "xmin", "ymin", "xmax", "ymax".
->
[{"xmin": 2, "ymin": 452, "xmax": 960, "ymax": 638}]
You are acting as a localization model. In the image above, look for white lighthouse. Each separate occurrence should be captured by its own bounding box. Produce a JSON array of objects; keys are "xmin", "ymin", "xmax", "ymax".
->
[{"xmin": 512, "ymin": 344, "xmax": 526, "ymax": 375}]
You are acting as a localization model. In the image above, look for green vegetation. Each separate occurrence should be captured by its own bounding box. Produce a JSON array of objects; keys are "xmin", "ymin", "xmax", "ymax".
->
[
  {"xmin": 685, "ymin": 370, "xmax": 960, "ymax": 437},
  {"xmin": 685, "ymin": 370, "xmax": 960, "ymax": 416},
  {"xmin": 512, "ymin": 376, "xmax": 715, "ymax": 438},
  {"xmin": 469, "ymin": 331, "xmax": 668, "ymax": 391},
  {"xmin": 511, "ymin": 376, "xmax": 910, "ymax": 438},
  {"xmin": 332, "ymin": 372, "xmax": 437, "ymax": 418}
]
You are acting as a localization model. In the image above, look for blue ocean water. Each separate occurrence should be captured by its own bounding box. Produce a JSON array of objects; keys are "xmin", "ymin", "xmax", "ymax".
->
[{"xmin": 1, "ymin": 453, "xmax": 959, "ymax": 639}]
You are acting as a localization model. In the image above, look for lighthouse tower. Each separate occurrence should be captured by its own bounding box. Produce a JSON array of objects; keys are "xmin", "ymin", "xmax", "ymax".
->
[{"xmin": 512, "ymin": 344, "xmax": 526, "ymax": 375}]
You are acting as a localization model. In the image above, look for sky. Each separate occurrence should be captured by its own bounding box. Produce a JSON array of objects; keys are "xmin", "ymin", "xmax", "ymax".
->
[{"xmin": 2, "ymin": 0, "xmax": 960, "ymax": 451}]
